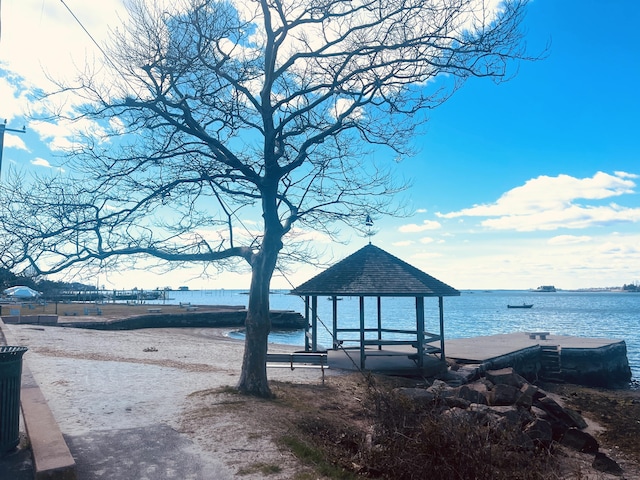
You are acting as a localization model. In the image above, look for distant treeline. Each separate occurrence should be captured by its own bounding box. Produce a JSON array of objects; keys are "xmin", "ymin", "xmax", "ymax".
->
[
  {"xmin": 623, "ymin": 283, "xmax": 639, "ymax": 292},
  {"xmin": 0, "ymin": 267, "xmax": 93, "ymax": 296}
]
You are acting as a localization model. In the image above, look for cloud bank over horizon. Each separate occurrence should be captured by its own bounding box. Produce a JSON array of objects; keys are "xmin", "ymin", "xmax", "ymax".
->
[{"xmin": 435, "ymin": 172, "xmax": 640, "ymax": 232}]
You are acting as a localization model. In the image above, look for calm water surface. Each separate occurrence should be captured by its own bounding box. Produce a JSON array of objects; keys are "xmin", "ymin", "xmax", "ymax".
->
[{"xmin": 153, "ymin": 289, "xmax": 640, "ymax": 381}]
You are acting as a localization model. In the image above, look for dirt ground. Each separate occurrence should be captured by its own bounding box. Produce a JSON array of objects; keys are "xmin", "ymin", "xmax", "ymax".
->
[
  {"xmin": 181, "ymin": 373, "xmax": 640, "ymax": 479},
  {"xmin": 5, "ymin": 320, "xmax": 640, "ymax": 479}
]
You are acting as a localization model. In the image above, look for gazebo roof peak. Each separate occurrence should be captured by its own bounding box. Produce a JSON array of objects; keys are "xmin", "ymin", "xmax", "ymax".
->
[{"xmin": 291, "ymin": 243, "xmax": 460, "ymax": 297}]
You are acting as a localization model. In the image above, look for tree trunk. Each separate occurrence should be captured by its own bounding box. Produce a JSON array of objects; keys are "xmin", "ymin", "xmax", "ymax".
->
[{"xmin": 236, "ymin": 237, "xmax": 280, "ymax": 397}]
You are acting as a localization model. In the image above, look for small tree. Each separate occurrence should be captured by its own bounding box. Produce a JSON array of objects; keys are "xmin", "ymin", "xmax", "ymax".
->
[{"xmin": 1, "ymin": 0, "xmax": 531, "ymax": 396}]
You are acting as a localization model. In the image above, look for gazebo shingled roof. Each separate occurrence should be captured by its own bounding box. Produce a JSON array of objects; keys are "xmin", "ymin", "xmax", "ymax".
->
[{"xmin": 291, "ymin": 243, "xmax": 460, "ymax": 297}]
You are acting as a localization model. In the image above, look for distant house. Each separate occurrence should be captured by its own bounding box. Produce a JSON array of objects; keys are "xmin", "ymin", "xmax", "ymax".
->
[{"xmin": 535, "ymin": 285, "xmax": 557, "ymax": 292}]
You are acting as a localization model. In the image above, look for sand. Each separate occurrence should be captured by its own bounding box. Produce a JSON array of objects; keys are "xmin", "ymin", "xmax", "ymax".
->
[{"xmin": 6, "ymin": 324, "xmax": 328, "ymax": 479}]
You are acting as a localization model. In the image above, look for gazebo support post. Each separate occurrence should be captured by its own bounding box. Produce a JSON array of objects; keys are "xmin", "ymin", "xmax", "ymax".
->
[
  {"xmin": 416, "ymin": 296, "xmax": 425, "ymax": 367},
  {"xmin": 359, "ymin": 296, "xmax": 366, "ymax": 369},
  {"xmin": 439, "ymin": 296, "xmax": 445, "ymax": 360},
  {"xmin": 377, "ymin": 297, "xmax": 382, "ymax": 351},
  {"xmin": 311, "ymin": 295, "xmax": 318, "ymax": 351},
  {"xmin": 332, "ymin": 296, "xmax": 338, "ymax": 349},
  {"xmin": 304, "ymin": 296, "xmax": 310, "ymax": 352}
]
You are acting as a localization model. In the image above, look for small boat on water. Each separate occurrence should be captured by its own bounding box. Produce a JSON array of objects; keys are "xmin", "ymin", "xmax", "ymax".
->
[{"xmin": 507, "ymin": 303, "xmax": 533, "ymax": 309}]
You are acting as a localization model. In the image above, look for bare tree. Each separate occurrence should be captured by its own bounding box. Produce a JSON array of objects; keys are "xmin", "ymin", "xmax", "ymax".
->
[{"xmin": 1, "ymin": 0, "xmax": 531, "ymax": 396}]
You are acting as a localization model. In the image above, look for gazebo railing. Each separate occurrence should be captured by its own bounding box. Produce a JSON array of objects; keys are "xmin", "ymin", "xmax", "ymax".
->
[{"xmin": 333, "ymin": 328, "xmax": 441, "ymax": 351}]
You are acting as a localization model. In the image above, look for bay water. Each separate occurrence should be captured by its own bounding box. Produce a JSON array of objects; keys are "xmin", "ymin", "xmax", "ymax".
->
[{"xmin": 151, "ymin": 289, "xmax": 640, "ymax": 382}]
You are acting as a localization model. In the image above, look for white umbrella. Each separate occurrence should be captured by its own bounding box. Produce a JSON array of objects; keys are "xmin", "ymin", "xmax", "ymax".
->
[{"xmin": 3, "ymin": 286, "xmax": 42, "ymax": 299}]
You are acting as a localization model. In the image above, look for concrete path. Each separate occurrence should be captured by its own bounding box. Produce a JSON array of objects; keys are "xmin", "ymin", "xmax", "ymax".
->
[{"xmin": 65, "ymin": 424, "xmax": 230, "ymax": 480}]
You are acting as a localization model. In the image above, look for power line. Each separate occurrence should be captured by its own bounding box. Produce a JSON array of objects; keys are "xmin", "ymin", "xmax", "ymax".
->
[
  {"xmin": 59, "ymin": 0, "xmax": 112, "ymax": 67},
  {"xmin": 58, "ymin": 0, "xmax": 134, "ymax": 90}
]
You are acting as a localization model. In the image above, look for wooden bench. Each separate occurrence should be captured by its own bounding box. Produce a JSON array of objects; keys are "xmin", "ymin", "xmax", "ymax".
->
[
  {"xmin": 147, "ymin": 308, "xmax": 162, "ymax": 314},
  {"xmin": 83, "ymin": 307, "xmax": 102, "ymax": 315},
  {"xmin": 179, "ymin": 302, "xmax": 191, "ymax": 308},
  {"xmin": 185, "ymin": 306, "xmax": 199, "ymax": 312},
  {"xmin": 527, "ymin": 331, "xmax": 550, "ymax": 340},
  {"xmin": 266, "ymin": 352, "xmax": 329, "ymax": 384}
]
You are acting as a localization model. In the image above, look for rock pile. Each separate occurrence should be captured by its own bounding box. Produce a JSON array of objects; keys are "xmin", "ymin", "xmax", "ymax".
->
[{"xmin": 396, "ymin": 367, "xmax": 624, "ymax": 477}]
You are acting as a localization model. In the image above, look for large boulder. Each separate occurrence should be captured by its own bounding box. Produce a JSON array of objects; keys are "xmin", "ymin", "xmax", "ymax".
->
[
  {"xmin": 592, "ymin": 452, "xmax": 623, "ymax": 476},
  {"xmin": 523, "ymin": 418, "xmax": 553, "ymax": 448},
  {"xmin": 488, "ymin": 384, "xmax": 520, "ymax": 406},
  {"xmin": 454, "ymin": 383, "xmax": 489, "ymax": 405},
  {"xmin": 560, "ymin": 428, "xmax": 599, "ymax": 454},
  {"xmin": 485, "ymin": 367, "xmax": 528, "ymax": 388}
]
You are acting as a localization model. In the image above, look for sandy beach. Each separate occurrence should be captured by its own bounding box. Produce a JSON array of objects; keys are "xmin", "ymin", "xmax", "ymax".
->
[
  {"xmin": 4, "ymin": 319, "xmax": 640, "ymax": 479},
  {"xmin": 4, "ymin": 323, "xmax": 329, "ymax": 479}
]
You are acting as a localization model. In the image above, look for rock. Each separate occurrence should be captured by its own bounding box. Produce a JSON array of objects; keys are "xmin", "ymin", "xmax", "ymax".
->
[
  {"xmin": 560, "ymin": 428, "xmax": 599, "ymax": 453},
  {"xmin": 455, "ymin": 384, "xmax": 488, "ymax": 405},
  {"xmin": 443, "ymin": 396, "xmax": 471, "ymax": 409},
  {"xmin": 465, "ymin": 405, "xmax": 499, "ymax": 426},
  {"xmin": 427, "ymin": 379, "xmax": 451, "ymax": 397},
  {"xmin": 524, "ymin": 418, "xmax": 553, "ymax": 448},
  {"xmin": 534, "ymin": 396, "xmax": 587, "ymax": 432},
  {"xmin": 562, "ymin": 407, "xmax": 588, "ymax": 430},
  {"xmin": 592, "ymin": 452, "xmax": 623, "ymax": 476},
  {"xmin": 490, "ymin": 405, "xmax": 534, "ymax": 427},
  {"xmin": 516, "ymin": 383, "xmax": 538, "ymax": 408},
  {"xmin": 488, "ymin": 384, "xmax": 520, "ymax": 406},
  {"xmin": 395, "ymin": 387, "xmax": 435, "ymax": 406},
  {"xmin": 485, "ymin": 367, "xmax": 528, "ymax": 388}
]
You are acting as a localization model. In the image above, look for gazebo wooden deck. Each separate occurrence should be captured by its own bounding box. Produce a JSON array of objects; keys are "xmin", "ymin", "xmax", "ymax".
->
[{"xmin": 290, "ymin": 244, "xmax": 460, "ymax": 371}]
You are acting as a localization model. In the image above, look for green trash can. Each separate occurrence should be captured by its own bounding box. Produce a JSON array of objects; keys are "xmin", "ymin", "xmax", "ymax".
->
[{"xmin": 0, "ymin": 346, "xmax": 28, "ymax": 454}]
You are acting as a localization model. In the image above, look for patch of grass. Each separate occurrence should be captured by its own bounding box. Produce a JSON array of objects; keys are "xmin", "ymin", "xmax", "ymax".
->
[
  {"xmin": 280, "ymin": 435, "xmax": 358, "ymax": 480},
  {"xmin": 237, "ymin": 462, "xmax": 282, "ymax": 476},
  {"xmin": 187, "ymin": 385, "xmax": 238, "ymax": 398}
]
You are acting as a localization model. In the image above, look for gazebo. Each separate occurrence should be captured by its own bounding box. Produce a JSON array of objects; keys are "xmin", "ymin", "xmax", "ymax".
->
[{"xmin": 291, "ymin": 244, "xmax": 460, "ymax": 370}]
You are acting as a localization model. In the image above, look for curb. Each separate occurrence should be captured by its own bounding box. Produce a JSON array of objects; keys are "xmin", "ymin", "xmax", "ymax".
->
[{"xmin": 1, "ymin": 320, "xmax": 77, "ymax": 480}]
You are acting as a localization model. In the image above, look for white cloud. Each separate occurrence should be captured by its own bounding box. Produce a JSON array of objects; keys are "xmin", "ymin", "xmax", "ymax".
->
[
  {"xmin": 547, "ymin": 235, "xmax": 591, "ymax": 246},
  {"xmin": 30, "ymin": 157, "xmax": 65, "ymax": 173},
  {"xmin": 0, "ymin": 1, "xmax": 126, "ymax": 93},
  {"xmin": 3, "ymin": 133, "xmax": 29, "ymax": 151},
  {"xmin": 419, "ymin": 237, "xmax": 435, "ymax": 244},
  {"xmin": 29, "ymin": 118, "xmax": 107, "ymax": 153},
  {"xmin": 392, "ymin": 240, "xmax": 414, "ymax": 247},
  {"xmin": 437, "ymin": 172, "xmax": 640, "ymax": 231},
  {"xmin": 399, "ymin": 220, "xmax": 441, "ymax": 233}
]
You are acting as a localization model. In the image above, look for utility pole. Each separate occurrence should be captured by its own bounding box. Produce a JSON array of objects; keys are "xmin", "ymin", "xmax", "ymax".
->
[{"xmin": 0, "ymin": 119, "xmax": 26, "ymax": 177}]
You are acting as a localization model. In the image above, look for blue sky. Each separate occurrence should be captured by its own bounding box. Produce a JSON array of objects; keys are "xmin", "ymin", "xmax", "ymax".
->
[{"xmin": 1, "ymin": 0, "xmax": 639, "ymax": 291}]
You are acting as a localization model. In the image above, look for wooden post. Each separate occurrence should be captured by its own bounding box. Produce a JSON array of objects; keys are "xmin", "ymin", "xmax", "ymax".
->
[
  {"xmin": 377, "ymin": 296, "xmax": 382, "ymax": 350},
  {"xmin": 359, "ymin": 296, "xmax": 366, "ymax": 369},
  {"xmin": 332, "ymin": 296, "xmax": 338, "ymax": 349},
  {"xmin": 311, "ymin": 295, "xmax": 318, "ymax": 352},
  {"xmin": 304, "ymin": 296, "xmax": 310, "ymax": 351},
  {"xmin": 439, "ymin": 296, "xmax": 445, "ymax": 360},
  {"xmin": 416, "ymin": 296, "xmax": 425, "ymax": 367}
]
